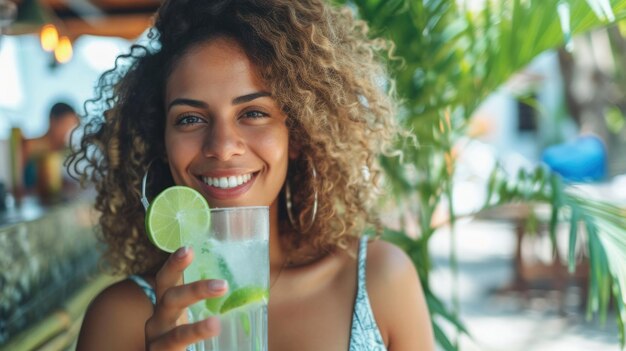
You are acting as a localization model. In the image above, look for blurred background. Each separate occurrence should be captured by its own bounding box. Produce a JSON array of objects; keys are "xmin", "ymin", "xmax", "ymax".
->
[{"xmin": 1, "ymin": 0, "xmax": 626, "ymax": 350}]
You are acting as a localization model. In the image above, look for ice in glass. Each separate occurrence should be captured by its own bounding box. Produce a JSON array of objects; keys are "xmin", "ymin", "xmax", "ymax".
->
[{"xmin": 184, "ymin": 206, "xmax": 269, "ymax": 351}]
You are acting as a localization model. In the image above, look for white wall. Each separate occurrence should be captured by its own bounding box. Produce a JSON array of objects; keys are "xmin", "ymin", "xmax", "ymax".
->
[{"xmin": 0, "ymin": 34, "xmax": 131, "ymax": 139}]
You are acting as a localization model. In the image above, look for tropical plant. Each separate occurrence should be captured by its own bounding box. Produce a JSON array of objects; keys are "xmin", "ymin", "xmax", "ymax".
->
[{"xmin": 333, "ymin": 0, "xmax": 626, "ymax": 349}]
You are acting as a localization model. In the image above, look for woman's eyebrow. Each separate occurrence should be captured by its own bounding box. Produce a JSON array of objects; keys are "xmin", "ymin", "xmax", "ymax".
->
[
  {"xmin": 167, "ymin": 92, "xmax": 271, "ymax": 112},
  {"xmin": 232, "ymin": 91, "xmax": 271, "ymax": 105},
  {"xmin": 167, "ymin": 98, "xmax": 209, "ymax": 112}
]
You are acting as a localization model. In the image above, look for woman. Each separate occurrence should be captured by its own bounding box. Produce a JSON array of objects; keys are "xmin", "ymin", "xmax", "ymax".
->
[{"xmin": 71, "ymin": 0, "xmax": 434, "ymax": 350}]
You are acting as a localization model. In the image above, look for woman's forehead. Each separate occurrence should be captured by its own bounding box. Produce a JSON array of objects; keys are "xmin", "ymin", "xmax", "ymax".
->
[{"xmin": 165, "ymin": 38, "xmax": 268, "ymax": 102}]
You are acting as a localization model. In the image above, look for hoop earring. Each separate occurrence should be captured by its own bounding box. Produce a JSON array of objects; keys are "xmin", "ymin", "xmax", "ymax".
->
[
  {"xmin": 285, "ymin": 157, "xmax": 318, "ymax": 233},
  {"xmin": 140, "ymin": 160, "xmax": 155, "ymax": 212}
]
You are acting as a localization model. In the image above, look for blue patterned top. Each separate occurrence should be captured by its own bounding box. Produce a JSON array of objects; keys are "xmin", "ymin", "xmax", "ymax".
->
[
  {"xmin": 129, "ymin": 236, "xmax": 386, "ymax": 349},
  {"xmin": 349, "ymin": 236, "xmax": 387, "ymax": 350},
  {"xmin": 128, "ymin": 274, "xmax": 156, "ymax": 304}
]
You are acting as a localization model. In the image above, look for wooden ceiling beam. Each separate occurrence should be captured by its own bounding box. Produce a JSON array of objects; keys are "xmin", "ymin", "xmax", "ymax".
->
[
  {"xmin": 45, "ymin": 0, "xmax": 160, "ymax": 11},
  {"xmin": 47, "ymin": 0, "xmax": 160, "ymax": 19},
  {"xmin": 7, "ymin": 0, "xmax": 159, "ymax": 39},
  {"xmin": 62, "ymin": 14, "xmax": 154, "ymax": 40}
]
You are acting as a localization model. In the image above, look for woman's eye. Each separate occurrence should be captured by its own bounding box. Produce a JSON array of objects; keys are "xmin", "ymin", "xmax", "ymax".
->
[
  {"xmin": 242, "ymin": 110, "xmax": 268, "ymax": 119},
  {"xmin": 175, "ymin": 115, "xmax": 204, "ymax": 125}
]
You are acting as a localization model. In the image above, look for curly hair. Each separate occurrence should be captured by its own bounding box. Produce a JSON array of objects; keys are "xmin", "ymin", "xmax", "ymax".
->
[{"xmin": 67, "ymin": 0, "xmax": 399, "ymax": 275}]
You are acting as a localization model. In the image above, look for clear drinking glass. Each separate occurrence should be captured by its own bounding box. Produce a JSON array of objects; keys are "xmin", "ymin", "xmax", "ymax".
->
[{"xmin": 184, "ymin": 206, "xmax": 270, "ymax": 351}]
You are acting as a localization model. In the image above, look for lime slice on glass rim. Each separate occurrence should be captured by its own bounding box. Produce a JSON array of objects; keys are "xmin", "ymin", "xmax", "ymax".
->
[
  {"xmin": 219, "ymin": 286, "xmax": 269, "ymax": 314},
  {"xmin": 145, "ymin": 186, "xmax": 211, "ymax": 253}
]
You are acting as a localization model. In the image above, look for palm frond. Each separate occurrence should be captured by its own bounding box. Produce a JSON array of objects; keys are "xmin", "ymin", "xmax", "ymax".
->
[
  {"xmin": 485, "ymin": 165, "xmax": 626, "ymax": 347},
  {"xmin": 337, "ymin": 0, "xmax": 626, "ymax": 348}
]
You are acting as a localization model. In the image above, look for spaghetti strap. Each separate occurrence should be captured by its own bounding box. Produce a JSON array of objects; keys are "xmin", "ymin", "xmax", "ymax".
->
[
  {"xmin": 128, "ymin": 274, "xmax": 157, "ymax": 305},
  {"xmin": 348, "ymin": 236, "xmax": 387, "ymax": 350}
]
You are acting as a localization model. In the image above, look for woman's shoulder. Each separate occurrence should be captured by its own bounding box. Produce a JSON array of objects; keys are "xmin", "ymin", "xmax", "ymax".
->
[
  {"xmin": 365, "ymin": 239, "xmax": 421, "ymax": 311},
  {"xmin": 88, "ymin": 276, "xmax": 155, "ymax": 310},
  {"xmin": 365, "ymin": 238, "xmax": 435, "ymax": 350},
  {"xmin": 330, "ymin": 237, "xmax": 412, "ymax": 283},
  {"xmin": 76, "ymin": 277, "xmax": 155, "ymax": 351},
  {"xmin": 365, "ymin": 238, "xmax": 415, "ymax": 283}
]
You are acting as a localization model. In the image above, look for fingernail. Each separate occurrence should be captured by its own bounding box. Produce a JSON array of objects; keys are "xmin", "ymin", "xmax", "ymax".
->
[
  {"xmin": 203, "ymin": 317, "xmax": 220, "ymax": 332},
  {"xmin": 175, "ymin": 246, "xmax": 188, "ymax": 259},
  {"xmin": 207, "ymin": 280, "xmax": 227, "ymax": 292}
]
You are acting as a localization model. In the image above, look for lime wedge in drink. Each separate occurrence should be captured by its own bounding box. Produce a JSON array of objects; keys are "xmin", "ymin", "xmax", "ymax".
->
[
  {"xmin": 145, "ymin": 186, "xmax": 210, "ymax": 253},
  {"xmin": 205, "ymin": 294, "xmax": 227, "ymax": 315},
  {"xmin": 201, "ymin": 252, "xmax": 238, "ymax": 314},
  {"xmin": 220, "ymin": 286, "xmax": 268, "ymax": 314},
  {"xmin": 202, "ymin": 271, "xmax": 228, "ymax": 315}
]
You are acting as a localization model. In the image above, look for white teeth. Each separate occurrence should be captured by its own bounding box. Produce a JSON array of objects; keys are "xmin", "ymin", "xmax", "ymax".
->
[
  {"xmin": 219, "ymin": 178, "xmax": 228, "ymax": 188},
  {"xmin": 202, "ymin": 173, "xmax": 254, "ymax": 189}
]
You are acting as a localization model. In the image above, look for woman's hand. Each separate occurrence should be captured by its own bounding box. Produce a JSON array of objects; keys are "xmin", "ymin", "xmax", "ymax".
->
[{"xmin": 145, "ymin": 246, "xmax": 228, "ymax": 350}]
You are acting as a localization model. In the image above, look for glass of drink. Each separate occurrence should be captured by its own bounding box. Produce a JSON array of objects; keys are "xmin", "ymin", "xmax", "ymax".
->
[{"xmin": 183, "ymin": 206, "xmax": 270, "ymax": 351}]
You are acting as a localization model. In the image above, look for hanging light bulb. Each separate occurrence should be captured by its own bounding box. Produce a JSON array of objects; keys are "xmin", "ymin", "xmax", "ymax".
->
[
  {"xmin": 40, "ymin": 23, "xmax": 58, "ymax": 51},
  {"xmin": 54, "ymin": 36, "xmax": 72, "ymax": 63}
]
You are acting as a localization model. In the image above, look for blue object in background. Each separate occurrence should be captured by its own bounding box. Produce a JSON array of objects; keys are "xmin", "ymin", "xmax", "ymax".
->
[{"xmin": 542, "ymin": 135, "xmax": 607, "ymax": 182}]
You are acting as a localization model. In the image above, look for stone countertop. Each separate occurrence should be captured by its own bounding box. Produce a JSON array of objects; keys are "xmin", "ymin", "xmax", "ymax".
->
[
  {"xmin": 0, "ymin": 191, "xmax": 102, "ymax": 345},
  {"xmin": 0, "ymin": 184, "xmax": 94, "ymax": 229},
  {"xmin": 0, "ymin": 197, "xmax": 48, "ymax": 229}
]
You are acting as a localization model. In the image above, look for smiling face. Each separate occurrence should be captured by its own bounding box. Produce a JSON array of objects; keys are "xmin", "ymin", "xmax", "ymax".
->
[{"xmin": 164, "ymin": 37, "xmax": 290, "ymax": 209}]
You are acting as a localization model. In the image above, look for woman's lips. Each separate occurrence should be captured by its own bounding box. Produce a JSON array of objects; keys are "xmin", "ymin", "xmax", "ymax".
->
[{"xmin": 197, "ymin": 172, "xmax": 258, "ymax": 200}]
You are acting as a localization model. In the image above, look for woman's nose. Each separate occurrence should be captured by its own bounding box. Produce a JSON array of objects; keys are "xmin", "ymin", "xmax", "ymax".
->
[{"xmin": 202, "ymin": 120, "xmax": 246, "ymax": 161}]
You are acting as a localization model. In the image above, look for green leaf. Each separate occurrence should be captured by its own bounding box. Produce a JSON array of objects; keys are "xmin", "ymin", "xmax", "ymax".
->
[
  {"xmin": 382, "ymin": 227, "xmax": 415, "ymax": 252},
  {"xmin": 432, "ymin": 321, "xmax": 458, "ymax": 351},
  {"xmin": 346, "ymin": 0, "xmax": 626, "ymax": 348},
  {"xmin": 425, "ymin": 292, "xmax": 470, "ymax": 335},
  {"xmin": 586, "ymin": 220, "xmax": 610, "ymax": 324},
  {"xmin": 614, "ymin": 282, "xmax": 626, "ymax": 348},
  {"xmin": 549, "ymin": 203, "xmax": 559, "ymax": 252},
  {"xmin": 568, "ymin": 207, "xmax": 579, "ymax": 274}
]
